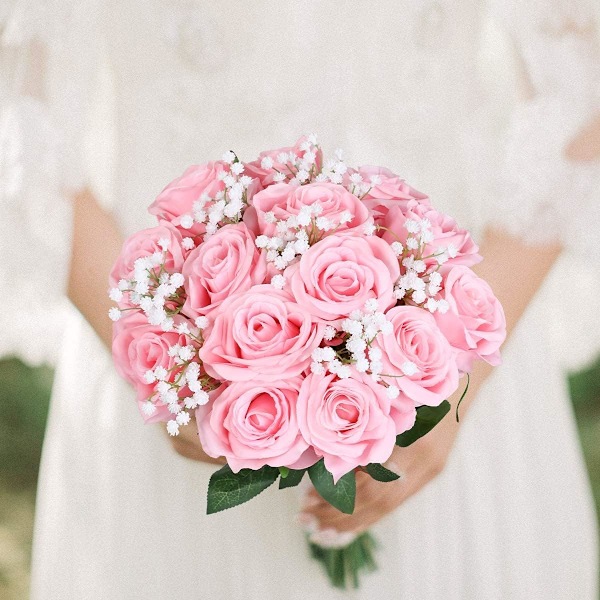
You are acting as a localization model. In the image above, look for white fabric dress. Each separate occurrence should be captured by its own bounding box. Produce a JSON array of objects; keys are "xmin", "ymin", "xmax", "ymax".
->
[{"xmin": 1, "ymin": 1, "xmax": 599, "ymax": 598}]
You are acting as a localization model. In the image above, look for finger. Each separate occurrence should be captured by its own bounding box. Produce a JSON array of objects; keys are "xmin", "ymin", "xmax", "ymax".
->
[
  {"xmin": 302, "ymin": 469, "xmax": 373, "ymax": 509},
  {"xmin": 170, "ymin": 436, "xmax": 206, "ymax": 461},
  {"xmin": 304, "ymin": 474, "xmax": 416, "ymax": 532},
  {"xmin": 299, "ymin": 493, "xmax": 323, "ymax": 511},
  {"xmin": 300, "ymin": 470, "xmax": 407, "ymax": 531},
  {"xmin": 300, "ymin": 472, "xmax": 375, "ymax": 514},
  {"xmin": 311, "ymin": 506, "xmax": 371, "ymax": 533},
  {"xmin": 178, "ymin": 421, "xmax": 200, "ymax": 443},
  {"xmin": 302, "ymin": 493, "xmax": 376, "ymax": 533},
  {"xmin": 300, "ymin": 492, "xmax": 360, "ymax": 523}
]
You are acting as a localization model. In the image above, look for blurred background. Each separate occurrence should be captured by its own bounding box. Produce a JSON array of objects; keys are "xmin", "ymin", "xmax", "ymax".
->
[{"xmin": 0, "ymin": 354, "xmax": 599, "ymax": 598}]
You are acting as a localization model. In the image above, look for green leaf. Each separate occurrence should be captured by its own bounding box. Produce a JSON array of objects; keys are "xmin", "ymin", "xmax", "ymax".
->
[
  {"xmin": 455, "ymin": 373, "xmax": 470, "ymax": 423},
  {"xmin": 278, "ymin": 466, "xmax": 290, "ymax": 478},
  {"xmin": 364, "ymin": 463, "xmax": 400, "ymax": 482},
  {"xmin": 308, "ymin": 460, "xmax": 356, "ymax": 514},
  {"xmin": 278, "ymin": 467, "xmax": 306, "ymax": 489},
  {"xmin": 308, "ymin": 531, "xmax": 378, "ymax": 589},
  {"xmin": 206, "ymin": 464, "xmax": 279, "ymax": 514},
  {"xmin": 395, "ymin": 400, "xmax": 451, "ymax": 447}
]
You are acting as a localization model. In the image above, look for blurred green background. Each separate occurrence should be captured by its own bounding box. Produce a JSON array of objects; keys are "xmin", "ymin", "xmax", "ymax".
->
[{"xmin": 0, "ymin": 356, "xmax": 599, "ymax": 599}]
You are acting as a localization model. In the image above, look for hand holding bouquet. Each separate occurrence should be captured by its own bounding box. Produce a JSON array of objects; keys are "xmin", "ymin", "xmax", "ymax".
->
[{"xmin": 109, "ymin": 135, "xmax": 506, "ymax": 588}]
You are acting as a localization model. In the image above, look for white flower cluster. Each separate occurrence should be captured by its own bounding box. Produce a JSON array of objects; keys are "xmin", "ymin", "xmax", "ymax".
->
[
  {"xmin": 140, "ymin": 352, "xmax": 212, "ymax": 436},
  {"xmin": 107, "ymin": 241, "xmax": 220, "ymax": 436},
  {"xmin": 142, "ymin": 318, "xmax": 217, "ymax": 436},
  {"xmin": 309, "ymin": 300, "xmax": 411, "ymax": 400},
  {"xmin": 389, "ymin": 218, "xmax": 452, "ymax": 314},
  {"xmin": 314, "ymin": 147, "xmax": 348, "ymax": 185},
  {"xmin": 178, "ymin": 157, "xmax": 254, "ymax": 239},
  {"xmin": 264, "ymin": 134, "xmax": 321, "ymax": 185},
  {"xmin": 310, "ymin": 345, "xmax": 352, "ymax": 379},
  {"xmin": 108, "ymin": 239, "xmax": 186, "ymax": 330},
  {"xmin": 255, "ymin": 201, "xmax": 355, "ymax": 274},
  {"xmin": 346, "ymin": 171, "xmax": 382, "ymax": 199}
]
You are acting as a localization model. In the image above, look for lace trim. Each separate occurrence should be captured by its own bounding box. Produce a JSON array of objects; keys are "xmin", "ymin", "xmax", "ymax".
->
[{"xmin": 492, "ymin": 96, "xmax": 600, "ymax": 253}]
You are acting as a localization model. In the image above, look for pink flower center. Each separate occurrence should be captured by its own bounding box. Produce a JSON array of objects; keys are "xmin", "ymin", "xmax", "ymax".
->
[
  {"xmin": 246, "ymin": 393, "xmax": 278, "ymax": 432},
  {"xmin": 336, "ymin": 401, "xmax": 360, "ymax": 424}
]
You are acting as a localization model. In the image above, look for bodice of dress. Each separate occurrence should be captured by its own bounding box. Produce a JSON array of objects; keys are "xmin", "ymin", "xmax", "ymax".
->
[
  {"xmin": 107, "ymin": 0, "xmax": 484, "ymax": 236},
  {"xmin": 3, "ymin": 0, "xmax": 599, "ymax": 234}
]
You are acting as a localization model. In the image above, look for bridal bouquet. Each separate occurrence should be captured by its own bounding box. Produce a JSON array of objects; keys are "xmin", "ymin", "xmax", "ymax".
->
[{"xmin": 108, "ymin": 135, "xmax": 506, "ymax": 588}]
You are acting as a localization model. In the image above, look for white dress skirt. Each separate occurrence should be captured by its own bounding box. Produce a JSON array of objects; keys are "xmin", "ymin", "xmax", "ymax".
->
[{"xmin": 1, "ymin": 1, "xmax": 599, "ymax": 598}]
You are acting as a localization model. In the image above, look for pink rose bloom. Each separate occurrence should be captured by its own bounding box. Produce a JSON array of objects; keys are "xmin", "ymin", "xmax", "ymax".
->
[
  {"xmin": 149, "ymin": 161, "xmax": 245, "ymax": 236},
  {"xmin": 112, "ymin": 312, "xmax": 197, "ymax": 423},
  {"xmin": 380, "ymin": 200, "xmax": 482, "ymax": 268},
  {"xmin": 297, "ymin": 370, "xmax": 401, "ymax": 482},
  {"xmin": 287, "ymin": 234, "xmax": 400, "ymax": 322},
  {"xmin": 109, "ymin": 221, "xmax": 185, "ymax": 288},
  {"xmin": 373, "ymin": 306, "xmax": 460, "ymax": 407},
  {"xmin": 196, "ymin": 378, "xmax": 317, "ymax": 472},
  {"xmin": 352, "ymin": 165, "xmax": 430, "ymax": 224},
  {"xmin": 433, "ymin": 266, "xmax": 506, "ymax": 372},
  {"xmin": 357, "ymin": 166, "xmax": 428, "ymax": 201},
  {"xmin": 199, "ymin": 285, "xmax": 324, "ymax": 382},
  {"xmin": 250, "ymin": 182, "xmax": 369, "ymax": 238},
  {"xmin": 244, "ymin": 135, "xmax": 323, "ymax": 187},
  {"xmin": 182, "ymin": 223, "xmax": 267, "ymax": 318}
]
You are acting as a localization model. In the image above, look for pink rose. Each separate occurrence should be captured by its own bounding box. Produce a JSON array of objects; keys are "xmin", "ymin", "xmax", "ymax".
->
[
  {"xmin": 380, "ymin": 200, "xmax": 481, "ymax": 268},
  {"xmin": 109, "ymin": 221, "xmax": 185, "ymax": 288},
  {"xmin": 199, "ymin": 286, "xmax": 324, "ymax": 382},
  {"xmin": 182, "ymin": 223, "xmax": 267, "ymax": 318},
  {"xmin": 250, "ymin": 182, "xmax": 369, "ymax": 238},
  {"xmin": 196, "ymin": 378, "xmax": 316, "ymax": 472},
  {"xmin": 297, "ymin": 370, "xmax": 401, "ymax": 482},
  {"xmin": 373, "ymin": 306, "xmax": 460, "ymax": 406},
  {"xmin": 244, "ymin": 135, "xmax": 323, "ymax": 187},
  {"xmin": 352, "ymin": 165, "xmax": 430, "ymax": 224},
  {"xmin": 112, "ymin": 312, "xmax": 198, "ymax": 422},
  {"xmin": 148, "ymin": 162, "xmax": 229, "ymax": 236},
  {"xmin": 433, "ymin": 266, "xmax": 506, "ymax": 372},
  {"xmin": 359, "ymin": 166, "xmax": 429, "ymax": 202},
  {"xmin": 287, "ymin": 234, "xmax": 400, "ymax": 322}
]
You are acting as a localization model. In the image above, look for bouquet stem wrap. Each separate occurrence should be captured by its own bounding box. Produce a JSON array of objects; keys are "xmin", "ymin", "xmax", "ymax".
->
[{"xmin": 309, "ymin": 531, "xmax": 377, "ymax": 589}]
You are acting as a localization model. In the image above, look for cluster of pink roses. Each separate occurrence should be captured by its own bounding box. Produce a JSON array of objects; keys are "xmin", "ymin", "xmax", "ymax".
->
[{"xmin": 109, "ymin": 136, "xmax": 506, "ymax": 482}]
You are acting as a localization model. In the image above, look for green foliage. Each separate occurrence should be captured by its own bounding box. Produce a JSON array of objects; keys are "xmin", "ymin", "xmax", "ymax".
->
[
  {"xmin": 396, "ymin": 400, "xmax": 451, "ymax": 447},
  {"xmin": 455, "ymin": 374, "xmax": 470, "ymax": 423},
  {"xmin": 308, "ymin": 531, "xmax": 377, "ymax": 589},
  {"xmin": 364, "ymin": 463, "xmax": 400, "ymax": 482},
  {"xmin": 278, "ymin": 467, "xmax": 306, "ymax": 489},
  {"xmin": 0, "ymin": 358, "xmax": 53, "ymax": 599},
  {"xmin": 308, "ymin": 459, "xmax": 356, "ymax": 514},
  {"xmin": 206, "ymin": 464, "xmax": 279, "ymax": 514},
  {"xmin": 568, "ymin": 357, "xmax": 600, "ymax": 594},
  {"xmin": 0, "ymin": 358, "xmax": 53, "ymax": 492},
  {"xmin": 569, "ymin": 355, "xmax": 600, "ymax": 410}
]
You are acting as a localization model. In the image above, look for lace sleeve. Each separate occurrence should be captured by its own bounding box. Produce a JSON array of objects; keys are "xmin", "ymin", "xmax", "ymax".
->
[
  {"xmin": 487, "ymin": 0, "xmax": 600, "ymax": 252},
  {"xmin": 0, "ymin": 0, "xmax": 106, "ymax": 364}
]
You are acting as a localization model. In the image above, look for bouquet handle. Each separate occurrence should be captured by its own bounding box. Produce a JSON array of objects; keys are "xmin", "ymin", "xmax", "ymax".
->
[{"xmin": 308, "ymin": 531, "xmax": 378, "ymax": 589}]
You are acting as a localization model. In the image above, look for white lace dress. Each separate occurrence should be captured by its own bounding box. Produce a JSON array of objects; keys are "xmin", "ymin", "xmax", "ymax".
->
[{"xmin": 1, "ymin": 1, "xmax": 599, "ymax": 598}]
